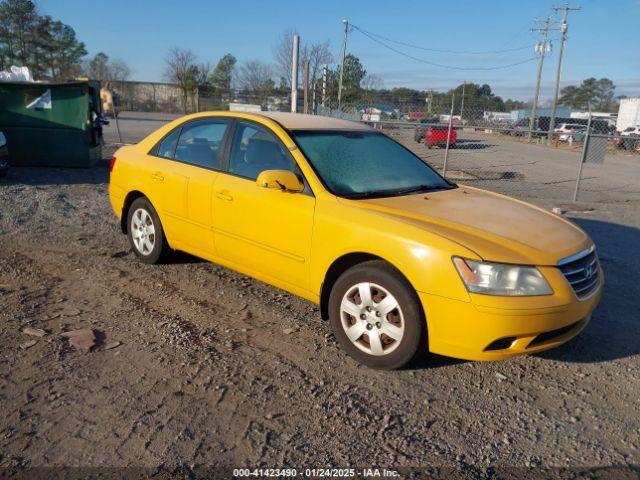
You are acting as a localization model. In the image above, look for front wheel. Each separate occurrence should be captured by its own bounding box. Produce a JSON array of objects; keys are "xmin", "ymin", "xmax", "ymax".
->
[{"xmin": 328, "ymin": 260, "xmax": 426, "ymax": 369}]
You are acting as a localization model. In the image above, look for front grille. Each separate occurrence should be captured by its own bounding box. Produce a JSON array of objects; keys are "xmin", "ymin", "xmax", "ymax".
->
[{"xmin": 558, "ymin": 247, "xmax": 600, "ymax": 299}]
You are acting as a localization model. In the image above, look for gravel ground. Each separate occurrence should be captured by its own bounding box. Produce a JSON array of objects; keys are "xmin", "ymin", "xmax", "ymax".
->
[{"xmin": 1, "ymin": 124, "xmax": 639, "ymax": 478}]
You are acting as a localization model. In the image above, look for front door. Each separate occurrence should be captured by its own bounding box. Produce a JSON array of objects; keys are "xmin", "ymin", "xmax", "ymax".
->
[{"xmin": 212, "ymin": 120, "xmax": 315, "ymax": 291}]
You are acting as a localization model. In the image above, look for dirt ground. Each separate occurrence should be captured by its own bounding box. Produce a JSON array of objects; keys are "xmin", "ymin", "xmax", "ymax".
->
[{"xmin": 1, "ymin": 136, "xmax": 639, "ymax": 478}]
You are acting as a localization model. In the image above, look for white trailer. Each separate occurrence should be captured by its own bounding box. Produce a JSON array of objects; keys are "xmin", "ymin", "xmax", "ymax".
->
[{"xmin": 616, "ymin": 98, "xmax": 640, "ymax": 132}]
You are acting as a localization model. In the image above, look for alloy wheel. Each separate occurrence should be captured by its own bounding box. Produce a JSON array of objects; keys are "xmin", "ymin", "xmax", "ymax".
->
[{"xmin": 130, "ymin": 208, "xmax": 156, "ymax": 256}]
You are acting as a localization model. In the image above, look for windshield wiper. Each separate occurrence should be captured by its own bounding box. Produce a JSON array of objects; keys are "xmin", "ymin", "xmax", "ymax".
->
[
  {"xmin": 391, "ymin": 184, "xmax": 449, "ymax": 196},
  {"xmin": 344, "ymin": 184, "xmax": 452, "ymax": 199}
]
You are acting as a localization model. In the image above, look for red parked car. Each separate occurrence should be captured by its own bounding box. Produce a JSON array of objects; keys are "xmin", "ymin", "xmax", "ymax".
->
[{"xmin": 424, "ymin": 124, "xmax": 456, "ymax": 148}]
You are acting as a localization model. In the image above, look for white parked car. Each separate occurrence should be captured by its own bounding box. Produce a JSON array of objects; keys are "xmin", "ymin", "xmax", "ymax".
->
[
  {"xmin": 615, "ymin": 125, "xmax": 640, "ymax": 151},
  {"xmin": 619, "ymin": 126, "xmax": 640, "ymax": 136},
  {"xmin": 555, "ymin": 123, "xmax": 584, "ymax": 133},
  {"xmin": 557, "ymin": 124, "xmax": 587, "ymax": 142}
]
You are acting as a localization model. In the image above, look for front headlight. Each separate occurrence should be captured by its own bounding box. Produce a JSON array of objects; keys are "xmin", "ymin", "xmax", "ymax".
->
[{"xmin": 453, "ymin": 257, "xmax": 552, "ymax": 296}]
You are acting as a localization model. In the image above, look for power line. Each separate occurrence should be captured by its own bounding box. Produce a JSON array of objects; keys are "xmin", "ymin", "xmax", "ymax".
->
[
  {"xmin": 351, "ymin": 25, "xmax": 538, "ymax": 71},
  {"xmin": 352, "ymin": 25, "xmax": 537, "ymax": 55}
]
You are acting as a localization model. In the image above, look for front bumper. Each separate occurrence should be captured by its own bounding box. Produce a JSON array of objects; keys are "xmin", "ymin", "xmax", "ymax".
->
[{"xmin": 419, "ymin": 265, "xmax": 603, "ymax": 361}]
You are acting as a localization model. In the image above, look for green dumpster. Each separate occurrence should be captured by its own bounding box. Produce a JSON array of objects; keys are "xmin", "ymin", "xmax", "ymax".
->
[{"xmin": 0, "ymin": 80, "xmax": 103, "ymax": 167}]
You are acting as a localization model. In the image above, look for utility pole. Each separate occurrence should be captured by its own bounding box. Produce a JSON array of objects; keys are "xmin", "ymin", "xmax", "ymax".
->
[
  {"xmin": 291, "ymin": 34, "xmax": 299, "ymax": 113},
  {"xmin": 337, "ymin": 19, "xmax": 349, "ymax": 110},
  {"xmin": 528, "ymin": 17, "xmax": 552, "ymax": 142},
  {"xmin": 547, "ymin": 4, "xmax": 580, "ymax": 141}
]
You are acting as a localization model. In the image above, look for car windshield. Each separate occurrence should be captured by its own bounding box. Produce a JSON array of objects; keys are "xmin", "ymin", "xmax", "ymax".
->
[{"xmin": 292, "ymin": 130, "xmax": 453, "ymax": 199}]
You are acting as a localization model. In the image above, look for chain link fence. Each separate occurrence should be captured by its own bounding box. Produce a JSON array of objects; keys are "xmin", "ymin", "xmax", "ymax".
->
[
  {"xmin": 364, "ymin": 113, "xmax": 639, "ymax": 206},
  {"xmin": 104, "ymin": 83, "xmax": 639, "ymax": 207}
]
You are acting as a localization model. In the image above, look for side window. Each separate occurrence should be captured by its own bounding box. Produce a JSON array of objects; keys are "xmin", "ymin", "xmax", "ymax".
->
[
  {"xmin": 229, "ymin": 123, "xmax": 299, "ymax": 180},
  {"xmin": 156, "ymin": 127, "xmax": 180, "ymax": 158},
  {"xmin": 174, "ymin": 120, "xmax": 229, "ymax": 169}
]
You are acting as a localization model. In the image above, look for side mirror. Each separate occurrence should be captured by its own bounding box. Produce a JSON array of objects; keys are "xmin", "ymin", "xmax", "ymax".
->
[{"xmin": 256, "ymin": 169, "xmax": 304, "ymax": 193}]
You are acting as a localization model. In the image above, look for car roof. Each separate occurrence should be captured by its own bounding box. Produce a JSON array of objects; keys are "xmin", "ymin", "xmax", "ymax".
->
[{"xmin": 254, "ymin": 112, "xmax": 372, "ymax": 131}]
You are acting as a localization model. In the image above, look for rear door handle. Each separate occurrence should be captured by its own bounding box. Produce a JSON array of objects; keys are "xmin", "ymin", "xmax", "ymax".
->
[
  {"xmin": 215, "ymin": 190, "xmax": 233, "ymax": 201},
  {"xmin": 151, "ymin": 171, "xmax": 164, "ymax": 181}
]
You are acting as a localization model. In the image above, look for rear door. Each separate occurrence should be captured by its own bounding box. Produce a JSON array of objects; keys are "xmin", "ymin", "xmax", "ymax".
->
[{"xmin": 147, "ymin": 117, "xmax": 230, "ymax": 255}]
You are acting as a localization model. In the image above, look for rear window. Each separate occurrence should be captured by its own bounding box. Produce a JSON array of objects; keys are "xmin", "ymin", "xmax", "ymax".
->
[
  {"xmin": 156, "ymin": 128, "xmax": 180, "ymax": 158},
  {"xmin": 175, "ymin": 120, "xmax": 228, "ymax": 169}
]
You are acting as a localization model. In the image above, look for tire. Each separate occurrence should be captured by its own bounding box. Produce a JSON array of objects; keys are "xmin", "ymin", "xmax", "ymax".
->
[
  {"xmin": 328, "ymin": 260, "xmax": 426, "ymax": 370},
  {"xmin": 126, "ymin": 197, "xmax": 170, "ymax": 264}
]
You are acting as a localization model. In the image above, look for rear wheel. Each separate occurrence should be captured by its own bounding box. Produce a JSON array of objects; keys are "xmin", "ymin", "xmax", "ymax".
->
[
  {"xmin": 328, "ymin": 260, "xmax": 426, "ymax": 369},
  {"xmin": 126, "ymin": 197, "xmax": 170, "ymax": 264}
]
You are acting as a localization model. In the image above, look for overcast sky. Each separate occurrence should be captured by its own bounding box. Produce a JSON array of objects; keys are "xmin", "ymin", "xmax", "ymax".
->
[{"xmin": 39, "ymin": 0, "xmax": 640, "ymax": 101}]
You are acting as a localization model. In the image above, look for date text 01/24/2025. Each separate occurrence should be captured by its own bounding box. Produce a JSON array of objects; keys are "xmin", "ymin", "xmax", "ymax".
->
[{"xmin": 232, "ymin": 467, "xmax": 400, "ymax": 478}]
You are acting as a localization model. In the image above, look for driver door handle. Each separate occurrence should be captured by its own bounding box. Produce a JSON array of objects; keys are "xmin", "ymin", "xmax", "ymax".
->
[{"xmin": 215, "ymin": 190, "xmax": 233, "ymax": 201}]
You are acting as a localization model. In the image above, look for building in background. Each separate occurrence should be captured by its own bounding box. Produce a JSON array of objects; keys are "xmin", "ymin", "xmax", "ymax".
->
[
  {"xmin": 616, "ymin": 98, "xmax": 640, "ymax": 132},
  {"xmin": 510, "ymin": 107, "xmax": 576, "ymax": 121},
  {"xmin": 484, "ymin": 111, "xmax": 513, "ymax": 122}
]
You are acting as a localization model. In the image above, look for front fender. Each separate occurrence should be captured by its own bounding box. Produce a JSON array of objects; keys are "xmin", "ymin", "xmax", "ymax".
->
[{"xmin": 310, "ymin": 196, "xmax": 475, "ymax": 303}]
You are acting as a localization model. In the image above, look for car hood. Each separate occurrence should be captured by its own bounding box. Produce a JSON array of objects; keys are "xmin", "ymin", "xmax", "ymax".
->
[{"xmin": 346, "ymin": 186, "xmax": 591, "ymax": 265}]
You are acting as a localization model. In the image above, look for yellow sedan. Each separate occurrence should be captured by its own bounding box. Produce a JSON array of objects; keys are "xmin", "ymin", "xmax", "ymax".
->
[{"xmin": 109, "ymin": 112, "xmax": 602, "ymax": 369}]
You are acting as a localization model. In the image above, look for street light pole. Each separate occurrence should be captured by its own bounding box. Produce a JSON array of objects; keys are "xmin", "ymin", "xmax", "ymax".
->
[
  {"xmin": 547, "ymin": 5, "xmax": 580, "ymax": 141},
  {"xmin": 337, "ymin": 19, "xmax": 349, "ymax": 111}
]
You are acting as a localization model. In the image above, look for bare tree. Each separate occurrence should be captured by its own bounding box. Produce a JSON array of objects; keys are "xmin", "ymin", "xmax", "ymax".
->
[
  {"xmin": 109, "ymin": 58, "xmax": 131, "ymax": 83},
  {"xmin": 306, "ymin": 40, "xmax": 333, "ymax": 90},
  {"xmin": 273, "ymin": 29, "xmax": 299, "ymax": 88},
  {"xmin": 164, "ymin": 47, "xmax": 198, "ymax": 113},
  {"xmin": 273, "ymin": 29, "xmax": 333, "ymax": 101},
  {"xmin": 85, "ymin": 52, "xmax": 130, "ymax": 88},
  {"xmin": 86, "ymin": 52, "xmax": 109, "ymax": 83},
  {"xmin": 361, "ymin": 73, "xmax": 383, "ymax": 91},
  {"xmin": 196, "ymin": 61, "xmax": 213, "ymax": 85},
  {"xmin": 237, "ymin": 60, "xmax": 275, "ymax": 100},
  {"xmin": 360, "ymin": 73, "xmax": 384, "ymax": 103}
]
